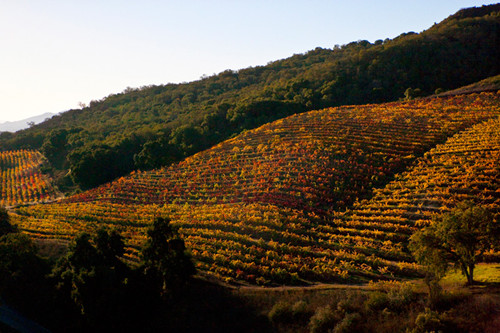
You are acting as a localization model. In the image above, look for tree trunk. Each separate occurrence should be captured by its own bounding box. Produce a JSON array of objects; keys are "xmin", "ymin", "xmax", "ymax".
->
[
  {"xmin": 467, "ymin": 264, "xmax": 475, "ymax": 285},
  {"xmin": 460, "ymin": 262, "xmax": 471, "ymax": 285}
]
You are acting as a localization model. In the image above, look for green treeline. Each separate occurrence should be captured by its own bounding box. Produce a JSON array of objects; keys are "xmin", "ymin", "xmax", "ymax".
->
[{"xmin": 1, "ymin": 4, "xmax": 499, "ymax": 191}]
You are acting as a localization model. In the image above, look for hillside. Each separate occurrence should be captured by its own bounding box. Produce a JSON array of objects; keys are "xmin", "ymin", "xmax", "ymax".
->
[
  {"xmin": 1, "ymin": 4, "xmax": 498, "ymax": 191},
  {"xmin": 0, "ymin": 150, "xmax": 60, "ymax": 207},
  {"xmin": 330, "ymin": 114, "xmax": 500, "ymax": 259},
  {"xmin": 12, "ymin": 92, "xmax": 500, "ymax": 285},
  {"xmin": 438, "ymin": 74, "xmax": 500, "ymax": 96}
]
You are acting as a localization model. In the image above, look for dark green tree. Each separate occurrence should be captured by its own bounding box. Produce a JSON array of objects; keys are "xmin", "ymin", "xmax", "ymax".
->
[
  {"xmin": 0, "ymin": 233, "xmax": 50, "ymax": 309},
  {"xmin": 0, "ymin": 206, "xmax": 15, "ymax": 236},
  {"xmin": 134, "ymin": 138, "xmax": 181, "ymax": 170},
  {"xmin": 169, "ymin": 125, "xmax": 206, "ymax": 157},
  {"xmin": 409, "ymin": 226, "xmax": 449, "ymax": 307},
  {"xmin": 95, "ymin": 228, "xmax": 126, "ymax": 266},
  {"xmin": 410, "ymin": 201, "xmax": 499, "ymax": 286},
  {"xmin": 141, "ymin": 217, "xmax": 195, "ymax": 296},
  {"xmin": 41, "ymin": 129, "xmax": 69, "ymax": 168},
  {"xmin": 53, "ymin": 229, "xmax": 130, "ymax": 327}
]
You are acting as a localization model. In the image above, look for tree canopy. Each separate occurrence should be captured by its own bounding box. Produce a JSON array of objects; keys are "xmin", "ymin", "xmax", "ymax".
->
[
  {"xmin": 410, "ymin": 201, "xmax": 499, "ymax": 285},
  {"xmin": 141, "ymin": 217, "xmax": 196, "ymax": 296},
  {"xmin": 0, "ymin": 207, "xmax": 15, "ymax": 236}
]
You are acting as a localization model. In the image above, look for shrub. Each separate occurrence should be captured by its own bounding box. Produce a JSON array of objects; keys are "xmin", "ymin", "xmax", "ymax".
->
[
  {"xmin": 365, "ymin": 291, "xmax": 390, "ymax": 312},
  {"xmin": 365, "ymin": 282, "xmax": 417, "ymax": 312},
  {"xmin": 336, "ymin": 291, "xmax": 365, "ymax": 314},
  {"xmin": 309, "ymin": 305, "xmax": 339, "ymax": 333},
  {"xmin": 291, "ymin": 300, "xmax": 312, "ymax": 322},
  {"xmin": 333, "ymin": 312, "xmax": 362, "ymax": 333},
  {"xmin": 387, "ymin": 282, "xmax": 417, "ymax": 311},
  {"xmin": 268, "ymin": 301, "xmax": 293, "ymax": 324},
  {"xmin": 269, "ymin": 300, "xmax": 312, "ymax": 326},
  {"xmin": 414, "ymin": 308, "xmax": 444, "ymax": 333},
  {"xmin": 0, "ymin": 207, "xmax": 15, "ymax": 236}
]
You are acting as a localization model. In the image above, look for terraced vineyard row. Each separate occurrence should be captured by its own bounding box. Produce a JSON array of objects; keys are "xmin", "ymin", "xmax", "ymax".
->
[
  {"xmin": 12, "ymin": 92, "xmax": 500, "ymax": 285},
  {"xmin": 0, "ymin": 150, "xmax": 60, "ymax": 207},
  {"xmin": 66, "ymin": 93, "xmax": 500, "ymax": 214},
  {"xmin": 329, "ymin": 115, "xmax": 500, "ymax": 256},
  {"xmin": 14, "ymin": 201, "xmax": 419, "ymax": 284}
]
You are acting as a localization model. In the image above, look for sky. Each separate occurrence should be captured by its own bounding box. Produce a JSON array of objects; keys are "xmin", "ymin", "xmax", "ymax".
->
[{"xmin": 0, "ymin": 0, "xmax": 497, "ymax": 122}]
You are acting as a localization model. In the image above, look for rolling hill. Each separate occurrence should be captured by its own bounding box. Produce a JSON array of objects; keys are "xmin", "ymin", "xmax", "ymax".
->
[
  {"xmin": 0, "ymin": 150, "xmax": 60, "ymax": 207},
  {"xmin": 12, "ymin": 91, "xmax": 500, "ymax": 285},
  {"xmin": 1, "ymin": 4, "xmax": 498, "ymax": 192}
]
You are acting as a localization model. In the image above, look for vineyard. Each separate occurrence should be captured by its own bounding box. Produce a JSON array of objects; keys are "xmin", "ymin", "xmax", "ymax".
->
[
  {"xmin": 64, "ymin": 93, "xmax": 499, "ymax": 212},
  {"xmin": 11, "ymin": 92, "xmax": 500, "ymax": 285},
  {"xmin": 0, "ymin": 150, "xmax": 60, "ymax": 207}
]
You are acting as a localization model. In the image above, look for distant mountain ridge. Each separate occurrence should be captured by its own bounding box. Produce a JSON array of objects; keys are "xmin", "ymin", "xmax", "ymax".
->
[{"xmin": 0, "ymin": 112, "xmax": 56, "ymax": 132}]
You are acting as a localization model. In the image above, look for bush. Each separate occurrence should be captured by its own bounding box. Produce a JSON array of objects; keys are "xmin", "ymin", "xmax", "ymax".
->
[
  {"xmin": 365, "ymin": 282, "xmax": 416, "ymax": 312},
  {"xmin": 268, "ymin": 301, "xmax": 293, "ymax": 324},
  {"xmin": 336, "ymin": 291, "xmax": 364, "ymax": 314},
  {"xmin": 268, "ymin": 300, "xmax": 312, "ymax": 326},
  {"xmin": 291, "ymin": 300, "xmax": 311, "ymax": 322},
  {"xmin": 0, "ymin": 207, "xmax": 15, "ymax": 236},
  {"xmin": 309, "ymin": 305, "xmax": 339, "ymax": 333},
  {"xmin": 414, "ymin": 308, "xmax": 444, "ymax": 333},
  {"xmin": 365, "ymin": 291, "xmax": 390, "ymax": 312},
  {"xmin": 387, "ymin": 282, "xmax": 417, "ymax": 311},
  {"xmin": 333, "ymin": 312, "xmax": 362, "ymax": 333}
]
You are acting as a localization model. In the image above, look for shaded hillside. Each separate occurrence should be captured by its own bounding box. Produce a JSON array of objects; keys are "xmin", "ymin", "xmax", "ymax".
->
[
  {"xmin": 1, "ymin": 4, "xmax": 499, "ymax": 191},
  {"xmin": 12, "ymin": 92, "xmax": 500, "ymax": 285},
  {"xmin": 439, "ymin": 74, "xmax": 500, "ymax": 96}
]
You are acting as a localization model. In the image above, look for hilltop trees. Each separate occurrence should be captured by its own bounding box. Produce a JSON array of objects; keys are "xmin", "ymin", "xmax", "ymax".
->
[{"xmin": 410, "ymin": 201, "xmax": 499, "ymax": 286}]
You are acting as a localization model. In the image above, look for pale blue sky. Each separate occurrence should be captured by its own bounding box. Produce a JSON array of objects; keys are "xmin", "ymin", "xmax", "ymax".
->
[{"xmin": 0, "ymin": 0, "xmax": 497, "ymax": 122}]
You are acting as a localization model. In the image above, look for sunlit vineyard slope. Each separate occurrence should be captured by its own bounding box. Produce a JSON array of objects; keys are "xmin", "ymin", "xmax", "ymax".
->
[
  {"xmin": 0, "ymin": 150, "xmax": 60, "ymax": 207},
  {"xmin": 65, "ymin": 93, "xmax": 499, "ymax": 212},
  {"xmin": 327, "ymin": 114, "xmax": 500, "ymax": 263},
  {"xmin": 13, "ymin": 92, "xmax": 500, "ymax": 285}
]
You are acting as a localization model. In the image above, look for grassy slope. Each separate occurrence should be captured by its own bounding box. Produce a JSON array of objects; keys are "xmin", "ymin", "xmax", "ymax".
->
[
  {"xmin": 237, "ymin": 263, "xmax": 500, "ymax": 333},
  {"xmin": 441, "ymin": 263, "xmax": 500, "ymax": 285},
  {"xmin": 12, "ymin": 92, "xmax": 500, "ymax": 285}
]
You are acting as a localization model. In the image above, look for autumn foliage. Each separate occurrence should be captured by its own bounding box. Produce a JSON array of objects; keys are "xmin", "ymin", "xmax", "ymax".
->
[
  {"xmin": 9, "ymin": 92, "xmax": 500, "ymax": 285},
  {"xmin": 0, "ymin": 150, "xmax": 60, "ymax": 207}
]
